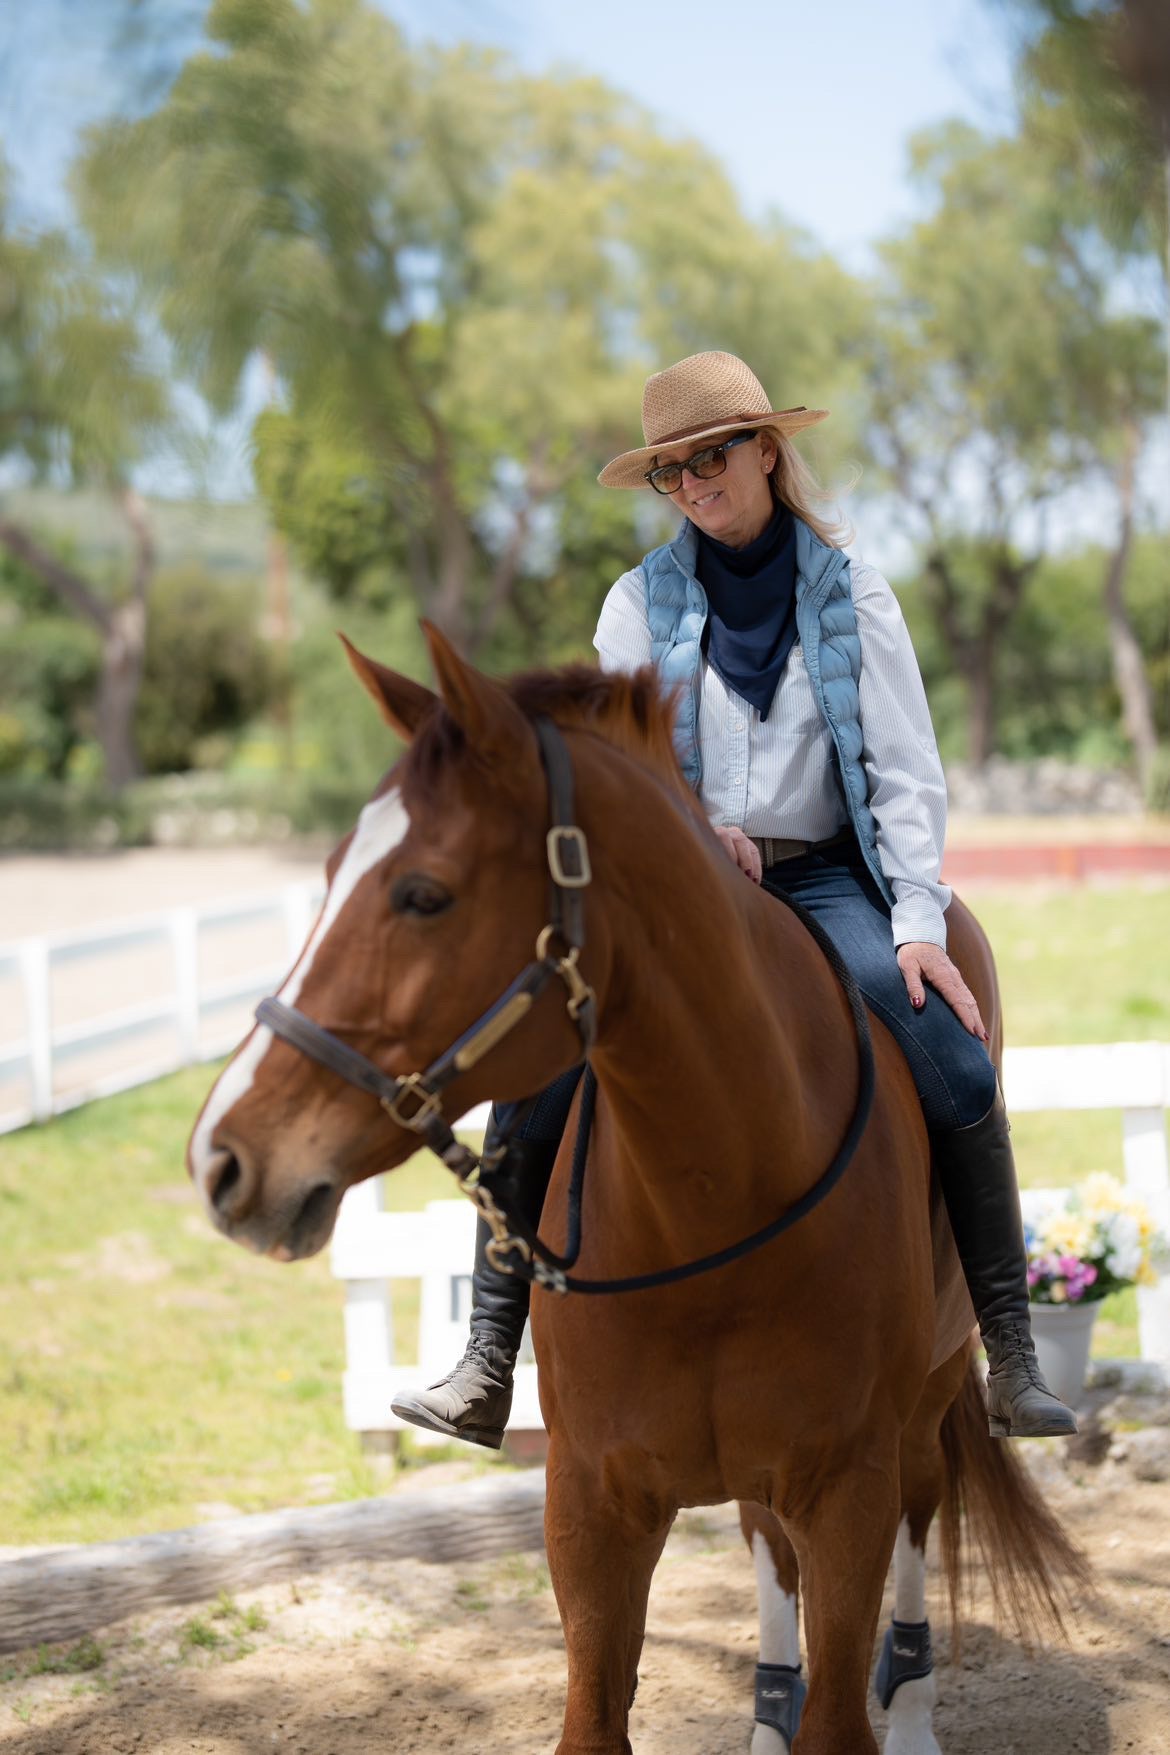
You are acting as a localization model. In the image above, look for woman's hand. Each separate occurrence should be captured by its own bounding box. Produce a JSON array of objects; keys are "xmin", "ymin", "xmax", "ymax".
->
[
  {"xmin": 897, "ymin": 942, "xmax": 988, "ymax": 1041},
  {"xmin": 713, "ymin": 825, "xmax": 762, "ymax": 884}
]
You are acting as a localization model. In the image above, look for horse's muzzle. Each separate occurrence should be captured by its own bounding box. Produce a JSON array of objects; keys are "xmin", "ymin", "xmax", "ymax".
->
[{"xmin": 200, "ymin": 1141, "xmax": 342, "ymax": 1260}]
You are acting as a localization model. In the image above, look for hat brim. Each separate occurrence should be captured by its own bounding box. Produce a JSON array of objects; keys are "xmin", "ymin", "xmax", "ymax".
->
[{"xmin": 597, "ymin": 407, "xmax": 830, "ymax": 489}]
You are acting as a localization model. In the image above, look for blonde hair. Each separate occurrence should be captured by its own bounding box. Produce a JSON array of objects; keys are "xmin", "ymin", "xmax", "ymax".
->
[{"xmin": 760, "ymin": 428, "xmax": 854, "ymax": 550}]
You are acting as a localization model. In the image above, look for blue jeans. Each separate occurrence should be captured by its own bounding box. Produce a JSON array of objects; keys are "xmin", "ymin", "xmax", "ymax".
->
[
  {"xmin": 498, "ymin": 839, "xmax": 996, "ymax": 1143},
  {"xmin": 763, "ymin": 839, "xmax": 997, "ymax": 1133}
]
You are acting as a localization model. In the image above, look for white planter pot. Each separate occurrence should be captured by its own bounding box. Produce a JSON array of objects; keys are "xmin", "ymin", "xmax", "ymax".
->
[{"xmin": 1029, "ymin": 1300, "xmax": 1099, "ymax": 1407}]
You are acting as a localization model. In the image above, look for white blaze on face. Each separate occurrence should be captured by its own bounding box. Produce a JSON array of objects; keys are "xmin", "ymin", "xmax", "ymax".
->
[{"xmin": 189, "ymin": 788, "xmax": 411, "ymax": 1189}]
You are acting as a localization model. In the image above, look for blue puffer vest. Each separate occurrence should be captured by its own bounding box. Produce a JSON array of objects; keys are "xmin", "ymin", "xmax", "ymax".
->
[{"xmin": 642, "ymin": 516, "xmax": 894, "ymax": 906}]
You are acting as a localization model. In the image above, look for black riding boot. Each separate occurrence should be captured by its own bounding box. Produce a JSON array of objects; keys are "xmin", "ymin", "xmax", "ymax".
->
[
  {"xmin": 935, "ymin": 1090, "xmax": 1078, "ymax": 1438},
  {"xmin": 390, "ymin": 1127, "xmax": 556, "ymax": 1450}
]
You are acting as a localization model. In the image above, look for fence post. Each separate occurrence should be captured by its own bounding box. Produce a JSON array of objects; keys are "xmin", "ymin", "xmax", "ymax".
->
[
  {"xmin": 18, "ymin": 939, "xmax": 53, "ymax": 1123},
  {"xmin": 170, "ymin": 909, "xmax": 200, "ymax": 1064},
  {"xmin": 1123, "ymin": 1104, "xmax": 1170, "ymax": 1372},
  {"xmin": 282, "ymin": 884, "xmax": 317, "ymax": 967},
  {"xmin": 338, "ymin": 1174, "xmax": 397, "ymax": 1451}
]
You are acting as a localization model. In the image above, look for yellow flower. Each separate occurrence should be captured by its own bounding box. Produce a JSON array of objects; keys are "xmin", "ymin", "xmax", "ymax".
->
[
  {"xmin": 1081, "ymin": 1172, "xmax": 1124, "ymax": 1208},
  {"xmin": 1048, "ymin": 1280, "xmax": 1068, "ymax": 1303},
  {"xmin": 1043, "ymin": 1213, "xmax": 1093, "ymax": 1258}
]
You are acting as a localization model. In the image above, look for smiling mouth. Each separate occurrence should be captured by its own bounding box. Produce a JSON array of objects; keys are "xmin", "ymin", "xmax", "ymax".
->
[{"xmin": 690, "ymin": 488, "xmax": 723, "ymax": 509}]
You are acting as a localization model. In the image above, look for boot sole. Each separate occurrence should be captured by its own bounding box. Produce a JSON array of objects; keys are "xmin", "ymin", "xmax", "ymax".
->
[
  {"xmin": 989, "ymin": 1413, "xmax": 1079, "ymax": 1439},
  {"xmin": 390, "ymin": 1393, "xmax": 505, "ymax": 1451}
]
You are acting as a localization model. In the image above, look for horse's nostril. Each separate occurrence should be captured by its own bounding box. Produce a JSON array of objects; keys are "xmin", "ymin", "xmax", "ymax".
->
[
  {"xmin": 290, "ymin": 1181, "xmax": 337, "ymax": 1255},
  {"xmin": 209, "ymin": 1150, "xmax": 244, "ymax": 1217}
]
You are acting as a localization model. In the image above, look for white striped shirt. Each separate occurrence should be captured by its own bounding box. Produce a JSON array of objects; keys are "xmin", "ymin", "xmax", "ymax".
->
[{"xmin": 593, "ymin": 556, "xmax": 952, "ymax": 948}]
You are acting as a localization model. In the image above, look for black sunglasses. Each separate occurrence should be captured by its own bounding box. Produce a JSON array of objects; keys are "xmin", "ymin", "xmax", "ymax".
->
[{"xmin": 644, "ymin": 430, "xmax": 757, "ymax": 496}]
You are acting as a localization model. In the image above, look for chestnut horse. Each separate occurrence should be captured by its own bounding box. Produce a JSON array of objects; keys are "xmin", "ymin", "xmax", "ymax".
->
[{"xmin": 189, "ymin": 627, "xmax": 1084, "ymax": 1755}]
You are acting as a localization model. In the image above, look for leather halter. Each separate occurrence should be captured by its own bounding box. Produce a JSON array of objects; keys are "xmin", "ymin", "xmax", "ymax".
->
[
  {"xmin": 257, "ymin": 715, "xmax": 597, "ymax": 1193},
  {"xmin": 256, "ymin": 714, "xmax": 876, "ymax": 1297}
]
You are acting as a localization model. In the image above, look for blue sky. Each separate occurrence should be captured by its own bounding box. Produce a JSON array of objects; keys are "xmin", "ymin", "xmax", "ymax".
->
[
  {"xmin": 390, "ymin": 0, "xmax": 1019, "ymax": 268},
  {"xmin": 2, "ymin": 0, "xmax": 1018, "ymax": 263}
]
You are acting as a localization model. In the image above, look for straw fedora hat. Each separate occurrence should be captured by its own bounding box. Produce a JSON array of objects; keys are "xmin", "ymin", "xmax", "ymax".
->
[{"xmin": 598, "ymin": 350, "xmax": 828, "ymax": 489}]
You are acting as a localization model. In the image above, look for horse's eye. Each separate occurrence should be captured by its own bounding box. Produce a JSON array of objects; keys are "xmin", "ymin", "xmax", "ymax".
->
[{"xmin": 390, "ymin": 874, "xmax": 453, "ymax": 918}]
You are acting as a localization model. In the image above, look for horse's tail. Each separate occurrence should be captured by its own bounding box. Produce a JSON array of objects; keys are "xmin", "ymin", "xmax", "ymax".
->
[{"xmin": 938, "ymin": 1352, "xmax": 1093, "ymax": 1645}]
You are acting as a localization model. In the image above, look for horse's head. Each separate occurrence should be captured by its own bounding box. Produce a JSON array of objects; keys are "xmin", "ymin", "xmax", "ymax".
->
[{"xmin": 186, "ymin": 625, "xmax": 686, "ymax": 1261}]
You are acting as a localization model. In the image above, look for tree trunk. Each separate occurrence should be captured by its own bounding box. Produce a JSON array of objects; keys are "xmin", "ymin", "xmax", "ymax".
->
[
  {"xmin": 966, "ymin": 660, "xmax": 997, "ymax": 770},
  {"xmin": 923, "ymin": 543, "xmax": 1034, "ymax": 771},
  {"xmin": 1102, "ymin": 423, "xmax": 1161, "ymax": 797},
  {"xmin": 0, "ymin": 490, "xmax": 154, "ymax": 789},
  {"xmin": 95, "ymin": 596, "xmax": 147, "ymax": 787}
]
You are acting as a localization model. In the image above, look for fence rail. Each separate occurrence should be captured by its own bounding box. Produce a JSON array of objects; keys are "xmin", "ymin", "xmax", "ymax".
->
[
  {"xmin": 0, "ymin": 882, "xmax": 323, "ymax": 1133},
  {"xmin": 332, "ymin": 1042, "xmax": 1170, "ymax": 1441},
  {"xmin": 2, "ymin": 896, "xmax": 1167, "ymax": 1433}
]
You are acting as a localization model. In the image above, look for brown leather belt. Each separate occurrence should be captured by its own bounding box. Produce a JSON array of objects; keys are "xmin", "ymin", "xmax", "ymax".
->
[{"xmin": 750, "ymin": 827, "xmax": 854, "ymax": 869}]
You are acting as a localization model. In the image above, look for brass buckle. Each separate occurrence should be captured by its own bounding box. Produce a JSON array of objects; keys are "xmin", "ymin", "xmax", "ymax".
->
[
  {"xmin": 546, "ymin": 825, "xmax": 591, "ymax": 888},
  {"xmin": 380, "ymin": 1073, "xmax": 443, "ymax": 1131}
]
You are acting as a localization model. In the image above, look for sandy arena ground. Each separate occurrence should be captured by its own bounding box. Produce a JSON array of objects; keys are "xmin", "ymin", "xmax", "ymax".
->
[{"xmin": 1, "ymin": 1461, "xmax": 1167, "ymax": 1755}]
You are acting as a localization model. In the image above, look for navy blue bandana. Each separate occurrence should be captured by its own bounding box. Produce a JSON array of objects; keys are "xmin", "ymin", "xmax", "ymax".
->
[{"xmin": 696, "ymin": 502, "xmax": 797, "ymax": 721}]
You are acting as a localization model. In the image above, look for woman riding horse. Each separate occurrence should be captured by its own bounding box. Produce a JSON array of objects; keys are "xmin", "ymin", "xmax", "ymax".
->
[{"xmin": 392, "ymin": 348, "xmax": 1077, "ymax": 1450}]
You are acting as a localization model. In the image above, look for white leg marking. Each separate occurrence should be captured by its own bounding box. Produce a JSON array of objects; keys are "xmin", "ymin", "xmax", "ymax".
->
[
  {"xmin": 750, "ymin": 1530, "xmax": 799, "ymax": 1754},
  {"xmin": 893, "ymin": 1516, "xmax": 927, "ymax": 1623},
  {"xmin": 884, "ymin": 1675, "xmax": 942, "ymax": 1755},
  {"xmin": 885, "ymin": 1516, "xmax": 942, "ymax": 1755},
  {"xmin": 189, "ymin": 788, "xmax": 410, "ymax": 1189}
]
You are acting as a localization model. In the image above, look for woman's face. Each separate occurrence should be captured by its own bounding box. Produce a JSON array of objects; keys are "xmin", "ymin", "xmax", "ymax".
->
[{"xmin": 659, "ymin": 429, "xmax": 778, "ymax": 549}]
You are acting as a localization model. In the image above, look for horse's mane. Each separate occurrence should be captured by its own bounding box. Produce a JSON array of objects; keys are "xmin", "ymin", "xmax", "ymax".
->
[{"xmin": 404, "ymin": 663, "xmax": 692, "ymax": 803}]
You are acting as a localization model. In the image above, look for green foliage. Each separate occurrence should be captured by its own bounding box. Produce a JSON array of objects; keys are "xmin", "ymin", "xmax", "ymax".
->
[
  {"xmin": 252, "ymin": 406, "xmax": 406, "ymax": 602},
  {"xmin": 136, "ymin": 566, "xmax": 272, "ymax": 773},
  {"xmin": 1010, "ymin": 538, "xmax": 1170, "ymax": 757},
  {"xmin": 1005, "ymin": 0, "xmax": 1168, "ymax": 263},
  {"xmin": 897, "ymin": 531, "xmax": 1170, "ymax": 761},
  {"xmin": 0, "ymin": 618, "xmax": 102, "ymax": 778},
  {"xmin": 74, "ymin": 0, "xmax": 866, "ymax": 662},
  {"xmin": 0, "ymin": 166, "xmax": 167, "ymax": 484}
]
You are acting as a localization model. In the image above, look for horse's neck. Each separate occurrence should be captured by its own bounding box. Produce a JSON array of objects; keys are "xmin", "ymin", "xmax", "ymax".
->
[{"xmin": 581, "ymin": 758, "xmax": 857, "ymax": 1229}]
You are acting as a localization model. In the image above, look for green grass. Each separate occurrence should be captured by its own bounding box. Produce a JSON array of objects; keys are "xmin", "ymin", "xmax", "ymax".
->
[
  {"xmin": 0, "ymin": 1063, "xmax": 453, "ymax": 1545},
  {"xmin": 0, "ymin": 884, "xmax": 1164, "ymax": 1546}
]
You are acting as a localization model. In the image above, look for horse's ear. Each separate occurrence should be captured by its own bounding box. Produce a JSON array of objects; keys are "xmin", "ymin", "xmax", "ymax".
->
[
  {"xmin": 339, "ymin": 634, "xmax": 437, "ymax": 742},
  {"xmin": 422, "ymin": 620, "xmax": 531, "ymax": 761}
]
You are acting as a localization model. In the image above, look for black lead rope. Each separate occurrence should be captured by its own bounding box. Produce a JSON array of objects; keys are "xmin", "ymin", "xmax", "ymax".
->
[{"xmin": 484, "ymin": 886, "xmax": 874, "ymax": 1296}]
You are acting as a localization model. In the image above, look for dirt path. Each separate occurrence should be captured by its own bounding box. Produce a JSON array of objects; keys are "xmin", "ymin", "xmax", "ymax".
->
[{"xmin": 2, "ymin": 1466, "xmax": 1166, "ymax": 1755}]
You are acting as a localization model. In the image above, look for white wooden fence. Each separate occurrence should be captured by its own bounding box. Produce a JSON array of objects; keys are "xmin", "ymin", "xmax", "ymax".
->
[
  {"xmin": 0, "ymin": 882, "xmax": 323, "ymax": 1133},
  {"xmin": 1, "ymin": 898, "xmax": 1167, "ymax": 1434},
  {"xmin": 332, "ymin": 1044, "xmax": 1170, "ymax": 1441}
]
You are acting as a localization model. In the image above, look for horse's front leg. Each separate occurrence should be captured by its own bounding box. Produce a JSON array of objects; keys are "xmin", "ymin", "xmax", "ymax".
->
[
  {"xmin": 545, "ymin": 1434, "xmax": 675, "ymax": 1755},
  {"xmin": 785, "ymin": 1442, "xmax": 902, "ymax": 1755},
  {"xmin": 740, "ymin": 1502, "xmax": 805, "ymax": 1754}
]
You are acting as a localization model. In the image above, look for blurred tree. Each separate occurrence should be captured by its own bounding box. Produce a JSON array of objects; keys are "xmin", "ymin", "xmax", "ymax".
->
[
  {"xmin": 994, "ymin": 0, "xmax": 1170, "ymax": 794},
  {"xmin": 136, "ymin": 566, "xmax": 272, "ymax": 772},
  {"xmin": 0, "ymin": 550, "xmax": 102, "ymax": 776},
  {"xmin": 0, "ymin": 167, "xmax": 169, "ymax": 785},
  {"xmin": 74, "ymin": 0, "xmax": 865, "ymax": 667},
  {"xmin": 999, "ymin": 0, "xmax": 1169, "ymax": 422},
  {"xmin": 866, "ymin": 122, "xmax": 1163, "ymax": 773}
]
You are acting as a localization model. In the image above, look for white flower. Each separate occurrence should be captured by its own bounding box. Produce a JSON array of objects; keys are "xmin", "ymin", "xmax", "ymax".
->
[{"xmin": 1101, "ymin": 1212, "xmax": 1142, "ymax": 1282}]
